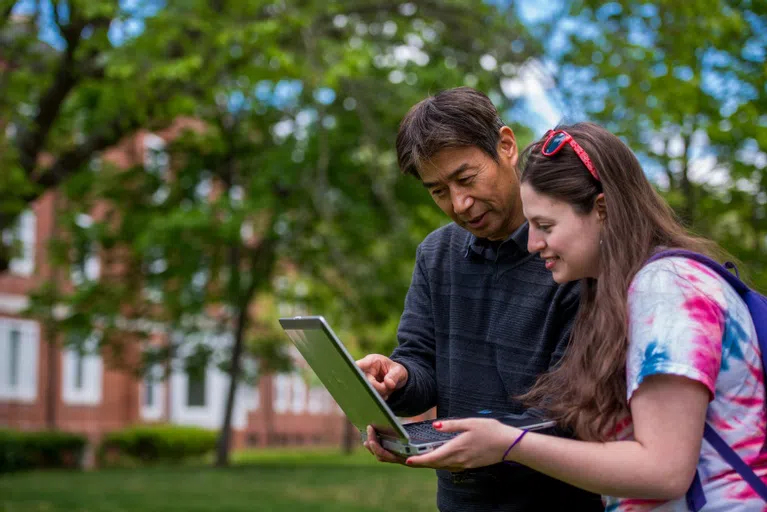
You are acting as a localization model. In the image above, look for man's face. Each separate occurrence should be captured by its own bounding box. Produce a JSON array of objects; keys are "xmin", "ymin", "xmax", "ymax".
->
[{"xmin": 419, "ymin": 127, "xmax": 523, "ymax": 240}]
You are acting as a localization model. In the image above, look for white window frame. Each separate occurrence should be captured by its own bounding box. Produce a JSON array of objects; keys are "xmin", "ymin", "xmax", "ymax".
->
[
  {"xmin": 290, "ymin": 373, "xmax": 306, "ymax": 414},
  {"xmin": 3, "ymin": 210, "xmax": 36, "ymax": 277},
  {"xmin": 308, "ymin": 386, "xmax": 327, "ymax": 415},
  {"xmin": 273, "ymin": 373, "xmax": 291, "ymax": 414},
  {"xmin": 167, "ymin": 332, "xmax": 251, "ymax": 430},
  {"xmin": 62, "ymin": 333, "xmax": 103, "ymax": 406},
  {"xmin": 241, "ymin": 357, "xmax": 259, "ymax": 412},
  {"xmin": 140, "ymin": 364, "xmax": 165, "ymax": 421},
  {"xmin": 0, "ymin": 318, "xmax": 39, "ymax": 402}
]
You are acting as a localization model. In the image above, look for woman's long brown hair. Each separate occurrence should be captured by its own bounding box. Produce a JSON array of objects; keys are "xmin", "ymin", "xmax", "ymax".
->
[{"xmin": 519, "ymin": 122, "xmax": 722, "ymax": 441}]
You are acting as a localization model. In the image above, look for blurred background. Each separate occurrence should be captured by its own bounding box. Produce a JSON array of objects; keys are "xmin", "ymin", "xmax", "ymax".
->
[{"xmin": 0, "ymin": 0, "xmax": 765, "ymax": 510}]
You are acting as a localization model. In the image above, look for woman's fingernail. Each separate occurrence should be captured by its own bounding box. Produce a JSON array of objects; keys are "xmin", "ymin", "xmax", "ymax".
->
[
  {"xmin": 406, "ymin": 459, "xmax": 412, "ymax": 465},
  {"xmin": 433, "ymin": 422, "xmax": 442, "ymax": 429}
]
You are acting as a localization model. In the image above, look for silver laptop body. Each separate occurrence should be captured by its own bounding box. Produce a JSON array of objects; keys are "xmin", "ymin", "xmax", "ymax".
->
[{"xmin": 278, "ymin": 315, "xmax": 555, "ymax": 456}]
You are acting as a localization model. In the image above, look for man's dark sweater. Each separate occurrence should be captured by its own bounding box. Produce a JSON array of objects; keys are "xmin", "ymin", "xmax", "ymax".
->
[{"xmin": 388, "ymin": 222, "xmax": 603, "ymax": 511}]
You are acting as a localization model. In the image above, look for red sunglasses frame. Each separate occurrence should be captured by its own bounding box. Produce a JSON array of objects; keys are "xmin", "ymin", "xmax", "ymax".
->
[{"xmin": 541, "ymin": 130, "xmax": 600, "ymax": 182}]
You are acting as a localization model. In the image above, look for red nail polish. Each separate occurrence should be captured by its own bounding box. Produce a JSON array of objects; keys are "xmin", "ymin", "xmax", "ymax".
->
[
  {"xmin": 433, "ymin": 421, "xmax": 442, "ymax": 429},
  {"xmin": 406, "ymin": 459, "xmax": 412, "ymax": 465}
]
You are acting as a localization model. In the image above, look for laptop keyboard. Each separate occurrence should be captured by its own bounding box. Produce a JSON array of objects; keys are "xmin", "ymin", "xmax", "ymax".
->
[{"xmin": 404, "ymin": 420, "xmax": 460, "ymax": 442}]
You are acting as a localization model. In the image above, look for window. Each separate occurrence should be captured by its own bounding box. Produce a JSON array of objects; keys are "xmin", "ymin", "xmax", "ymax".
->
[
  {"xmin": 273, "ymin": 373, "xmax": 291, "ymax": 414},
  {"xmin": 308, "ymin": 386, "xmax": 328, "ymax": 415},
  {"xmin": 187, "ymin": 370, "xmax": 206, "ymax": 407},
  {"xmin": 2, "ymin": 210, "xmax": 36, "ymax": 276},
  {"xmin": 9, "ymin": 328, "xmax": 20, "ymax": 388},
  {"xmin": 62, "ymin": 332, "xmax": 103, "ymax": 406},
  {"xmin": 144, "ymin": 373, "xmax": 155, "ymax": 406},
  {"xmin": 0, "ymin": 318, "xmax": 39, "ymax": 402},
  {"xmin": 140, "ymin": 364, "xmax": 164, "ymax": 421},
  {"xmin": 74, "ymin": 350, "xmax": 85, "ymax": 389},
  {"xmin": 290, "ymin": 374, "xmax": 306, "ymax": 414}
]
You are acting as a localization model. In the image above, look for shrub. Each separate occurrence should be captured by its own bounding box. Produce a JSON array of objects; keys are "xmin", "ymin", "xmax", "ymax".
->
[
  {"xmin": 0, "ymin": 429, "xmax": 87, "ymax": 473},
  {"xmin": 98, "ymin": 425, "xmax": 217, "ymax": 467}
]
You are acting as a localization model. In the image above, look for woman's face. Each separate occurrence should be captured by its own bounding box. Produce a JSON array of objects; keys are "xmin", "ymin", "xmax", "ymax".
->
[{"xmin": 521, "ymin": 183, "xmax": 603, "ymax": 283}]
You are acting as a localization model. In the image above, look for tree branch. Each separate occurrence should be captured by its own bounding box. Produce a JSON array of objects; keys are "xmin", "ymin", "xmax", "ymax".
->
[
  {"xmin": 16, "ymin": 40, "xmax": 80, "ymax": 175},
  {"xmin": 32, "ymin": 115, "xmax": 144, "ymax": 191},
  {"xmin": 0, "ymin": 0, "xmax": 15, "ymax": 30}
]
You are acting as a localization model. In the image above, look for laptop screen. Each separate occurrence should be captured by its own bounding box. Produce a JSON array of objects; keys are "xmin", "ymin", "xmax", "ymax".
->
[{"xmin": 279, "ymin": 316, "xmax": 408, "ymax": 439}]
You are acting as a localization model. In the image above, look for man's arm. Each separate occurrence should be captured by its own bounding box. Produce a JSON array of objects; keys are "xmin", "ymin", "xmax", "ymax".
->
[{"xmin": 386, "ymin": 245, "xmax": 438, "ymax": 417}]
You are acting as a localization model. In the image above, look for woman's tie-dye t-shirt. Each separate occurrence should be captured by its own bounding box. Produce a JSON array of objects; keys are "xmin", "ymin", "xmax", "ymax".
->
[{"xmin": 604, "ymin": 257, "xmax": 767, "ymax": 511}]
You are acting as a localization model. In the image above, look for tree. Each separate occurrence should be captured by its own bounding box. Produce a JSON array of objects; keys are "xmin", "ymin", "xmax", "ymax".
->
[
  {"xmin": 544, "ymin": 0, "xmax": 767, "ymax": 287},
  {"xmin": 26, "ymin": 0, "xmax": 541, "ymax": 466},
  {"xmin": 0, "ymin": 0, "xmax": 231, "ymax": 270}
]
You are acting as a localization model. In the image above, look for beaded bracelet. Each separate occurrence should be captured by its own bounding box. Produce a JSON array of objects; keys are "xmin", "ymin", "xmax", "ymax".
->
[{"xmin": 501, "ymin": 429, "xmax": 529, "ymax": 465}]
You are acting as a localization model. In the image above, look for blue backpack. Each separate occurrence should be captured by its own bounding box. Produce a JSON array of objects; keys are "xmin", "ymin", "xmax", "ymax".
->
[{"xmin": 646, "ymin": 249, "xmax": 767, "ymax": 510}]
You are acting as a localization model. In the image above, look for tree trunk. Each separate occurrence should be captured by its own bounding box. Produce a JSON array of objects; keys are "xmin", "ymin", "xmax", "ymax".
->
[
  {"xmin": 341, "ymin": 419, "xmax": 356, "ymax": 454},
  {"xmin": 262, "ymin": 375, "xmax": 275, "ymax": 446},
  {"xmin": 45, "ymin": 192, "xmax": 62, "ymax": 428},
  {"xmin": 45, "ymin": 335, "xmax": 58, "ymax": 429},
  {"xmin": 679, "ymin": 133, "xmax": 695, "ymax": 226},
  {"xmin": 214, "ymin": 306, "xmax": 248, "ymax": 467}
]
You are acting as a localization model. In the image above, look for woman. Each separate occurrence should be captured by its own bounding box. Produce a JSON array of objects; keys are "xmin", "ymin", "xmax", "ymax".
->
[{"xmin": 406, "ymin": 122, "xmax": 767, "ymax": 510}]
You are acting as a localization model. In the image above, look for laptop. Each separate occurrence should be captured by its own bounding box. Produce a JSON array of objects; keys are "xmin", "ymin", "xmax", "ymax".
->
[{"xmin": 278, "ymin": 315, "xmax": 556, "ymax": 456}]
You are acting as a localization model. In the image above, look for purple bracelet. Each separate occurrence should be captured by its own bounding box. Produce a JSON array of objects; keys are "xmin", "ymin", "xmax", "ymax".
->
[{"xmin": 501, "ymin": 429, "xmax": 529, "ymax": 464}]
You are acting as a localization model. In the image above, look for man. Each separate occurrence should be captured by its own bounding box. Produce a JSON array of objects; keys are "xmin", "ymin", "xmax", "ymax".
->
[{"xmin": 356, "ymin": 87, "xmax": 603, "ymax": 511}]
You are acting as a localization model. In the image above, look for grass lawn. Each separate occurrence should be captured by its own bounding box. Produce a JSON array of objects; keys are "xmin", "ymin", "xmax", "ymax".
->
[{"xmin": 0, "ymin": 448, "xmax": 437, "ymax": 512}]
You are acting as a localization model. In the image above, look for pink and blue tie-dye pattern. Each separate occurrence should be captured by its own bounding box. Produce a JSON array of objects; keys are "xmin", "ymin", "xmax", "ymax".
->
[{"xmin": 604, "ymin": 257, "xmax": 767, "ymax": 511}]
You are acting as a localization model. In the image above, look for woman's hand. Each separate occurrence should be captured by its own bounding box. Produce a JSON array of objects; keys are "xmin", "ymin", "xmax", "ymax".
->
[{"xmin": 405, "ymin": 418, "xmax": 522, "ymax": 470}]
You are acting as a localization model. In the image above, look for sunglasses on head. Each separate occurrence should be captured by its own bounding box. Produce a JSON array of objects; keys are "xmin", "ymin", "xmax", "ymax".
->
[{"xmin": 541, "ymin": 130, "xmax": 600, "ymax": 182}]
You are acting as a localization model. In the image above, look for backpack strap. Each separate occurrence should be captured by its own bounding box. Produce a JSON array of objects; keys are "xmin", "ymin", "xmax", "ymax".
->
[
  {"xmin": 702, "ymin": 424, "xmax": 767, "ymax": 501},
  {"xmin": 646, "ymin": 249, "xmax": 748, "ymax": 295},
  {"xmin": 646, "ymin": 249, "xmax": 767, "ymax": 508},
  {"xmin": 647, "ymin": 249, "xmax": 767, "ymax": 374},
  {"xmin": 686, "ymin": 470, "xmax": 706, "ymax": 511}
]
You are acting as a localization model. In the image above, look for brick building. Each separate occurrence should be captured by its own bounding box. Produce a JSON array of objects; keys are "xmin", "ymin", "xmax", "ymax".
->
[{"xmin": 0, "ymin": 126, "xmax": 358, "ymax": 460}]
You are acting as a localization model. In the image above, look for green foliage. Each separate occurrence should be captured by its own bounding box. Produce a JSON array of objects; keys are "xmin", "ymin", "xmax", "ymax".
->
[
  {"xmin": 549, "ymin": 0, "xmax": 767, "ymax": 290},
  {"xmin": 98, "ymin": 425, "xmax": 217, "ymax": 467},
  {"xmin": 4, "ymin": 0, "xmax": 540, "ymax": 463},
  {"xmin": 0, "ymin": 429, "xmax": 87, "ymax": 473},
  {"xmin": 17, "ymin": 0, "xmax": 542, "ymax": 371}
]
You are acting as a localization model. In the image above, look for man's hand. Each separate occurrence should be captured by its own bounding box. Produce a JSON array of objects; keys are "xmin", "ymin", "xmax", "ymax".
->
[
  {"xmin": 355, "ymin": 354, "xmax": 408, "ymax": 400},
  {"xmin": 363, "ymin": 425, "xmax": 408, "ymax": 465}
]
